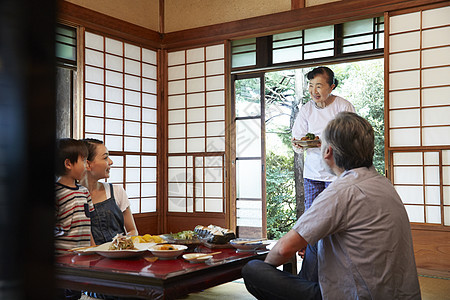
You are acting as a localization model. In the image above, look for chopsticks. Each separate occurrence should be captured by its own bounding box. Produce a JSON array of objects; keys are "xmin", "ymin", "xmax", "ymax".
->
[
  {"xmin": 232, "ymin": 238, "xmax": 267, "ymax": 245},
  {"xmin": 185, "ymin": 251, "xmax": 222, "ymax": 260},
  {"xmin": 68, "ymin": 245, "xmax": 97, "ymax": 252}
]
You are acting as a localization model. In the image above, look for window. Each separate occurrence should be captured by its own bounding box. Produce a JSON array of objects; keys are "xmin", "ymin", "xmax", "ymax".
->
[
  {"xmin": 56, "ymin": 24, "xmax": 77, "ymax": 138},
  {"xmin": 233, "ymin": 75, "xmax": 265, "ymax": 235},
  {"xmin": 83, "ymin": 31, "xmax": 158, "ymax": 213},
  {"xmin": 231, "ymin": 17, "xmax": 384, "ymax": 71},
  {"xmin": 231, "ymin": 38, "xmax": 257, "ymax": 68},
  {"xmin": 167, "ymin": 44, "xmax": 226, "ymax": 214},
  {"xmin": 56, "ymin": 24, "xmax": 77, "ymax": 66}
]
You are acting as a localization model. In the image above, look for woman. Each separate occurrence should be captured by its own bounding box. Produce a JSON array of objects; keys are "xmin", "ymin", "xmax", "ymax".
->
[
  {"xmin": 81, "ymin": 138, "xmax": 138, "ymax": 245},
  {"xmin": 291, "ymin": 66, "xmax": 355, "ymax": 282}
]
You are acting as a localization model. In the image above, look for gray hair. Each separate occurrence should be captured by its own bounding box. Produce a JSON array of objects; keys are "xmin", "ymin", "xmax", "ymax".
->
[{"xmin": 322, "ymin": 112, "xmax": 374, "ymax": 170}]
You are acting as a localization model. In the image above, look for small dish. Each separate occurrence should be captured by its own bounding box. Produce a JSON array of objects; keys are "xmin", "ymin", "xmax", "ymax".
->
[
  {"xmin": 182, "ymin": 253, "xmax": 213, "ymax": 263},
  {"xmin": 148, "ymin": 244, "xmax": 188, "ymax": 260}
]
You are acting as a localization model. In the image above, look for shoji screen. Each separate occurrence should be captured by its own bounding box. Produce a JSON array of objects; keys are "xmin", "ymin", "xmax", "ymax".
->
[
  {"xmin": 388, "ymin": 5, "xmax": 450, "ymax": 226},
  {"xmin": 167, "ymin": 44, "xmax": 226, "ymax": 213},
  {"xmin": 84, "ymin": 31, "xmax": 158, "ymax": 214}
]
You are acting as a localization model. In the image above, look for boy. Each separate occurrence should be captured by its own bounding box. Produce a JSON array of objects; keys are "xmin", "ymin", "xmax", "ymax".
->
[{"xmin": 55, "ymin": 138, "xmax": 94, "ymax": 255}]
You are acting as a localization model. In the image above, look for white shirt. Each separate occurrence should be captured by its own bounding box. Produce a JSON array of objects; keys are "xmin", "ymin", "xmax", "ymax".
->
[
  {"xmin": 102, "ymin": 182, "xmax": 130, "ymax": 212},
  {"xmin": 292, "ymin": 96, "xmax": 355, "ymax": 181}
]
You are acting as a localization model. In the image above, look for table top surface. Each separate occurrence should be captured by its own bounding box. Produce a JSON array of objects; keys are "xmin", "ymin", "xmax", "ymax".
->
[{"xmin": 55, "ymin": 245, "xmax": 269, "ymax": 281}]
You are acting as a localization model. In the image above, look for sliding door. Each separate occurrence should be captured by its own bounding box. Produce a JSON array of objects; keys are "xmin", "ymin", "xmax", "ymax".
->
[
  {"xmin": 387, "ymin": 4, "xmax": 450, "ymax": 271},
  {"xmin": 232, "ymin": 74, "xmax": 266, "ymax": 238},
  {"xmin": 166, "ymin": 44, "xmax": 228, "ymax": 233}
]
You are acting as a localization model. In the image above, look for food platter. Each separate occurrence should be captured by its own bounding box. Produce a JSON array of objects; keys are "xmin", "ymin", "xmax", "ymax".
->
[
  {"xmin": 160, "ymin": 233, "xmax": 204, "ymax": 246},
  {"xmin": 75, "ymin": 242, "xmax": 152, "ymax": 258},
  {"xmin": 292, "ymin": 139, "xmax": 321, "ymax": 148},
  {"xmin": 229, "ymin": 239, "xmax": 270, "ymax": 252}
]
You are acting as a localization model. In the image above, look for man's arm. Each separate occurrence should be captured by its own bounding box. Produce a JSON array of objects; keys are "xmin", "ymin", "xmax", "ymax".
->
[{"xmin": 265, "ymin": 229, "xmax": 308, "ymax": 267}]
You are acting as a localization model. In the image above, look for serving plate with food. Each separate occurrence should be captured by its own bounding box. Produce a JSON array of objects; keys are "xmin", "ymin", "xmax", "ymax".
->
[
  {"xmin": 148, "ymin": 244, "xmax": 188, "ymax": 260},
  {"xmin": 131, "ymin": 234, "xmax": 166, "ymax": 244},
  {"xmin": 85, "ymin": 234, "xmax": 150, "ymax": 258},
  {"xmin": 293, "ymin": 133, "xmax": 321, "ymax": 148},
  {"xmin": 160, "ymin": 230, "xmax": 203, "ymax": 246},
  {"xmin": 229, "ymin": 238, "xmax": 270, "ymax": 252},
  {"xmin": 194, "ymin": 224, "xmax": 236, "ymax": 245}
]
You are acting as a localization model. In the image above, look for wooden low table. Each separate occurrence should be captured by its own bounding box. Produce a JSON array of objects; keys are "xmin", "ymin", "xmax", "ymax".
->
[{"xmin": 55, "ymin": 245, "xmax": 269, "ymax": 299}]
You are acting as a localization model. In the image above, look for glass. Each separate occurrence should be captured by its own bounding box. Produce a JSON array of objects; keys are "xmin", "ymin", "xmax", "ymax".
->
[
  {"xmin": 236, "ymin": 119, "xmax": 261, "ymax": 157},
  {"xmin": 56, "ymin": 25, "xmax": 76, "ymax": 62},
  {"xmin": 236, "ymin": 200, "xmax": 262, "ymax": 227},
  {"xmin": 231, "ymin": 38, "xmax": 256, "ymax": 68},
  {"xmin": 304, "ymin": 25, "xmax": 333, "ymax": 43},
  {"xmin": 235, "ymin": 78, "xmax": 261, "ymax": 117},
  {"xmin": 236, "ymin": 159, "xmax": 262, "ymax": 198}
]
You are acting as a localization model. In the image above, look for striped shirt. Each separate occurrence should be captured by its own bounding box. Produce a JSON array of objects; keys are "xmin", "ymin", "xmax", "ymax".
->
[{"xmin": 55, "ymin": 182, "xmax": 94, "ymax": 255}]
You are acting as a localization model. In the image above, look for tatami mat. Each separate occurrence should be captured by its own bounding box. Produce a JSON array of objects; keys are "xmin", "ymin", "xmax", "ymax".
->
[
  {"xmin": 180, "ymin": 275, "xmax": 450, "ymax": 300},
  {"xmin": 181, "ymin": 279, "xmax": 255, "ymax": 300},
  {"xmin": 418, "ymin": 275, "xmax": 450, "ymax": 300}
]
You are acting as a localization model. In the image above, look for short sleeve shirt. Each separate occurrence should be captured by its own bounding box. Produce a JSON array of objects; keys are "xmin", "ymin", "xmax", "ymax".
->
[
  {"xmin": 292, "ymin": 96, "xmax": 355, "ymax": 181},
  {"xmin": 55, "ymin": 183, "xmax": 94, "ymax": 254},
  {"xmin": 102, "ymin": 182, "xmax": 130, "ymax": 212},
  {"xmin": 293, "ymin": 167, "xmax": 421, "ymax": 299}
]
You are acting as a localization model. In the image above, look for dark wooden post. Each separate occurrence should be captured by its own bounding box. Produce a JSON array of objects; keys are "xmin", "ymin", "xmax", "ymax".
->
[{"xmin": 0, "ymin": 0, "xmax": 56, "ymax": 299}]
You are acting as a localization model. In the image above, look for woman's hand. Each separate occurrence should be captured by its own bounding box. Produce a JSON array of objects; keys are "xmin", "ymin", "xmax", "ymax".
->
[{"xmin": 291, "ymin": 137, "xmax": 304, "ymax": 153}]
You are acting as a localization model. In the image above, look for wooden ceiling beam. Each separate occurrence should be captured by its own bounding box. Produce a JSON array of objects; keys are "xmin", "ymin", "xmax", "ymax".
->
[
  {"xmin": 161, "ymin": 0, "xmax": 448, "ymax": 50},
  {"xmin": 58, "ymin": 0, "xmax": 449, "ymax": 51}
]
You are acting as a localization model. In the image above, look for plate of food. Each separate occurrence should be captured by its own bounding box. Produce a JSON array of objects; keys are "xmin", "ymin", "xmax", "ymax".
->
[
  {"xmin": 194, "ymin": 225, "xmax": 236, "ymax": 245},
  {"xmin": 131, "ymin": 234, "xmax": 166, "ymax": 244},
  {"xmin": 293, "ymin": 133, "xmax": 321, "ymax": 148},
  {"xmin": 148, "ymin": 244, "xmax": 188, "ymax": 260},
  {"xmin": 160, "ymin": 230, "xmax": 203, "ymax": 246},
  {"xmin": 229, "ymin": 238, "xmax": 270, "ymax": 252},
  {"xmin": 94, "ymin": 234, "xmax": 150, "ymax": 259}
]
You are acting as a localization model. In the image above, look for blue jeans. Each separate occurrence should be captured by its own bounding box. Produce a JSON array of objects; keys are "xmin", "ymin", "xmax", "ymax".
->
[
  {"xmin": 242, "ymin": 260, "xmax": 321, "ymax": 300},
  {"xmin": 299, "ymin": 243, "xmax": 318, "ymax": 282}
]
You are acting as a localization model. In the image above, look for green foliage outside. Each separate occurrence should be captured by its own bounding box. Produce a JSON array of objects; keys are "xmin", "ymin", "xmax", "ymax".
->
[
  {"xmin": 333, "ymin": 60, "xmax": 385, "ymax": 175},
  {"xmin": 265, "ymin": 151, "xmax": 297, "ymax": 239}
]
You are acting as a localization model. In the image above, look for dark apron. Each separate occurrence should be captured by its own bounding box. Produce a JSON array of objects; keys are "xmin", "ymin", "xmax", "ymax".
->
[{"xmin": 90, "ymin": 183, "xmax": 125, "ymax": 245}]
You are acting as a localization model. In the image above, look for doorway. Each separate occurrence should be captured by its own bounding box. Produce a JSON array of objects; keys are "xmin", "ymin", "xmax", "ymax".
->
[{"xmin": 233, "ymin": 59, "xmax": 385, "ymax": 239}]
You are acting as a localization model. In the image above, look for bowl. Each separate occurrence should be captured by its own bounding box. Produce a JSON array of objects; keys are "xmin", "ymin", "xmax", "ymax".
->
[
  {"xmin": 229, "ymin": 239, "xmax": 267, "ymax": 252},
  {"xmin": 148, "ymin": 244, "xmax": 188, "ymax": 260},
  {"xmin": 182, "ymin": 253, "xmax": 213, "ymax": 263}
]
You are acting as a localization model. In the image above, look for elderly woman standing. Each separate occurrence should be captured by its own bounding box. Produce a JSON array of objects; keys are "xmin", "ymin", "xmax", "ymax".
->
[{"xmin": 291, "ymin": 66, "xmax": 355, "ymax": 282}]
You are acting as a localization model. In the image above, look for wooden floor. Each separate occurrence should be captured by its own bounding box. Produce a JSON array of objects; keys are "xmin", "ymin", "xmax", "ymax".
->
[{"xmin": 182, "ymin": 270, "xmax": 450, "ymax": 300}]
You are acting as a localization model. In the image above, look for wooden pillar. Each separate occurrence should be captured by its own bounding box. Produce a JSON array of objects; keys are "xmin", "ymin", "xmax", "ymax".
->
[{"xmin": 0, "ymin": 0, "xmax": 56, "ymax": 299}]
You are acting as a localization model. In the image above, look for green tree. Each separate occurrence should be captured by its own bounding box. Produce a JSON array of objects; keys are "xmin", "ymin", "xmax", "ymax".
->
[
  {"xmin": 265, "ymin": 151, "xmax": 297, "ymax": 239},
  {"xmin": 333, "ymin": 60, "xmax": 385, "ymax": 174}
]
